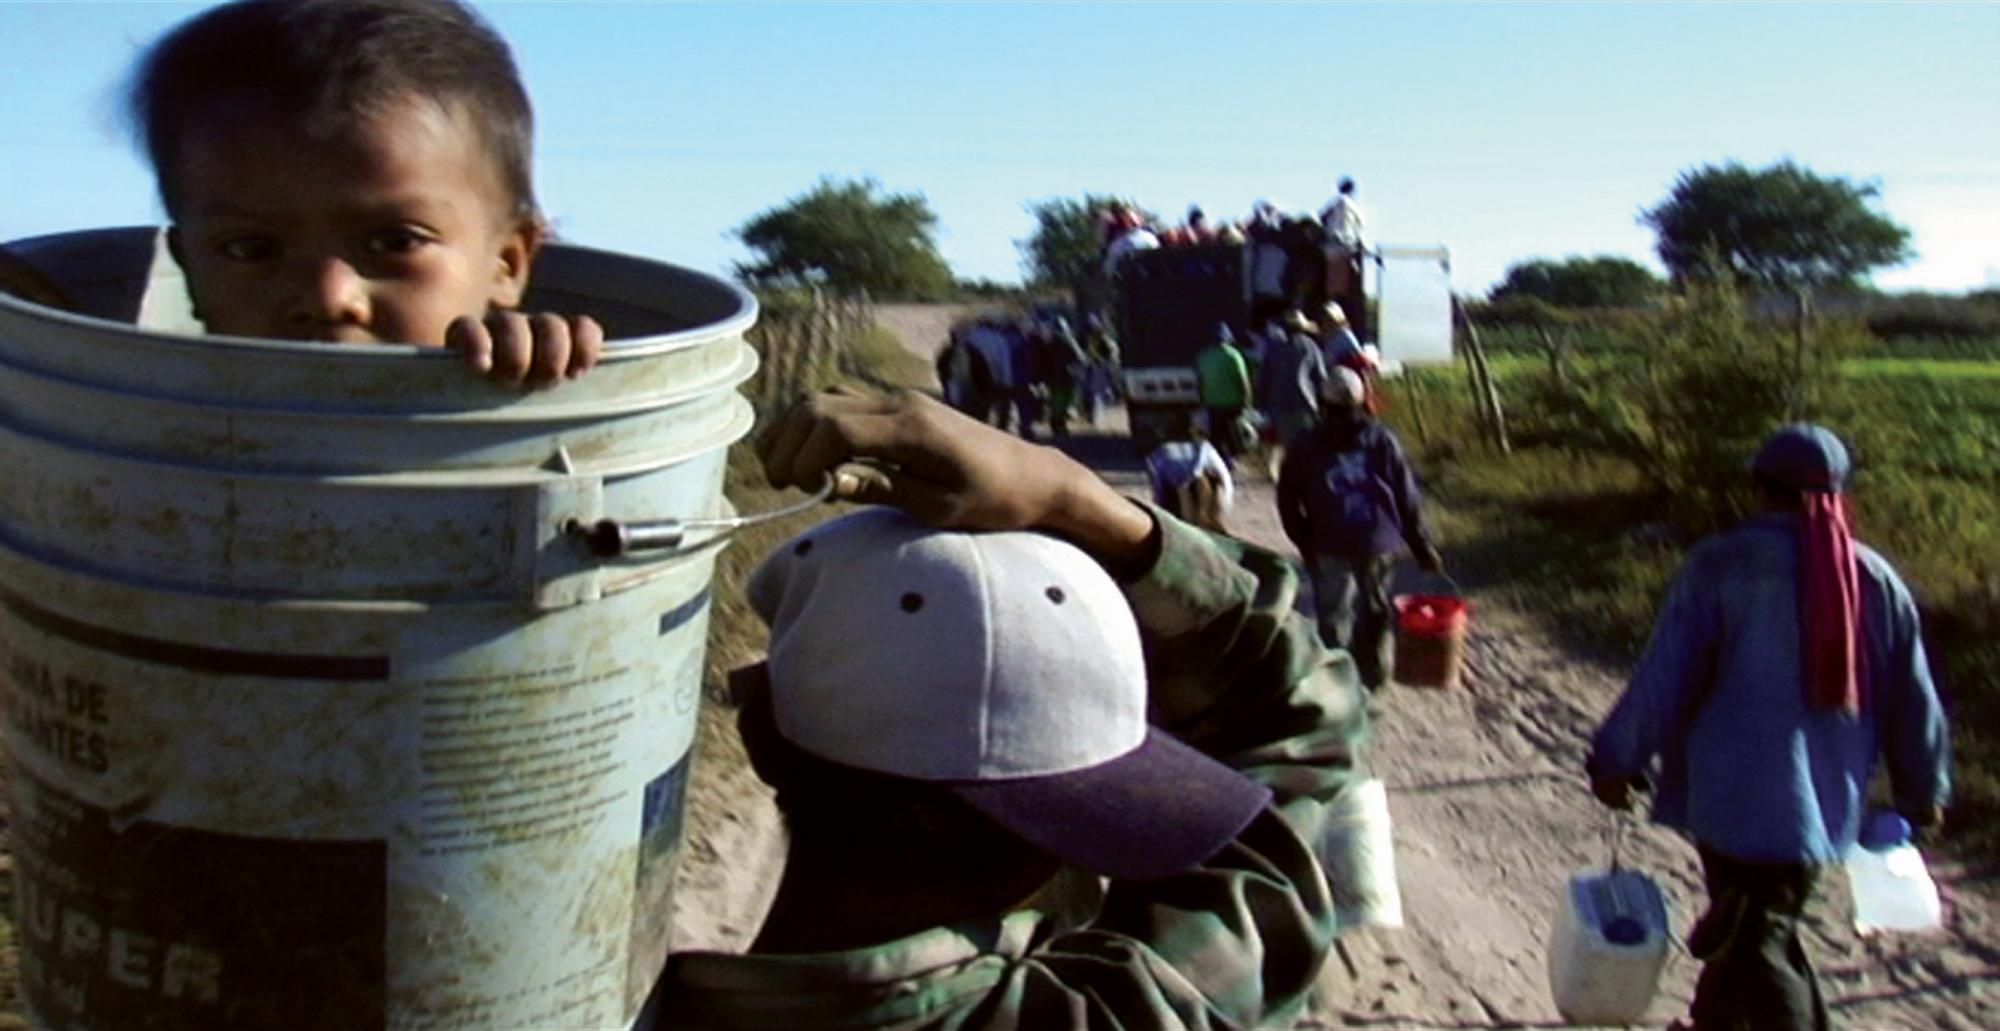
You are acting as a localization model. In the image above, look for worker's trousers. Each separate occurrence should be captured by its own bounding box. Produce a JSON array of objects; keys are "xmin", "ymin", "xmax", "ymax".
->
[
  {"xmin": 1307, "ymin": 553, "xmax": 1396, "ymax": 690},
  {"xmin": 1687, "ymin": 844, "xmax": 1829, "ymax": 1031}
]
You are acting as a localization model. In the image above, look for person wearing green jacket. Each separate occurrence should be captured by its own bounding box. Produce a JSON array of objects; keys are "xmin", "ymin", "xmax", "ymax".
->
[
  {"xmin": 651, "ymin": 390, "xmax": 1371, "ymax": 1030},
  {"xmin": 1195, "ymin": 323, "xmax": 1253, "ymax": 457}
]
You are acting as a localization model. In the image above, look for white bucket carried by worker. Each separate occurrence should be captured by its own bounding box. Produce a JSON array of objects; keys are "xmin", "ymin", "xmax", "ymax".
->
[
  {"xmin": 1546, "ymin": 816, "xmax": 1672, "ymax": 1026},
  {"xmin": 0, "ymin": 227, "xmax": 782, "ymax": 1030}
]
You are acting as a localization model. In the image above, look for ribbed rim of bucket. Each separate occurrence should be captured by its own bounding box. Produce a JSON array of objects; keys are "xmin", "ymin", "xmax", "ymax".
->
[
  {"xmin": 0, "ymin": 230, "xmax": 759, "ymax": 357},
  {"xmin": 0, "ymin": 327, "xmax": 760, "ymax": 422}
]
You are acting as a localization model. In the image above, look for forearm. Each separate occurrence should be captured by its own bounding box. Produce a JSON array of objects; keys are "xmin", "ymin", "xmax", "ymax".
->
[
  {"xmin": 1124, "ymin": 509, "xmax": 1367, "ymax": 783},
  {"xmin": 1043, "ymin": 457, "xmax": 1160, "ymax": 579},
  {"xmin": 1884, "ymin": 630, "xmax": 1953, "ymax": 813}
]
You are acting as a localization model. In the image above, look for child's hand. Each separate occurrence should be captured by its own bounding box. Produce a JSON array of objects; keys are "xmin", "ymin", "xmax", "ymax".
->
[
  {"xmin": 758, "ymin": 389, "xmax": 1157, "ymax": 573},
  {"xmin": 446, "ymin": 311, "xmax": 604, "ymax": 388}
]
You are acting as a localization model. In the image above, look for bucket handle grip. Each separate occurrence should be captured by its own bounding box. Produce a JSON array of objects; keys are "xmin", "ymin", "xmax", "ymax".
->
[
  {"xmin": 1405, "ymin": 568, "xmax": 1462, "ymax": 597},
  {"xmin": 570, "ymin": 471, "xmax": 839, "ymax": 558}
]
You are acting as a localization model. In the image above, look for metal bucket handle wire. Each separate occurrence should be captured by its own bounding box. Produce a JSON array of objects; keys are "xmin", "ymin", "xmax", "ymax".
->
[{"xmin": 570, "ymin": 470, "xmax": 840, "ymax": 557}]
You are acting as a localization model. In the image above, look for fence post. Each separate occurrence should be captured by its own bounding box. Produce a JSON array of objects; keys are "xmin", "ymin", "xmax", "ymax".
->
[
  {"xmin": 1791, "ymin": 286, "xmax": 1812, "ymax": 420},
  {"xmin": 1454, "ymin": 296, "xmax": 1510, "ymax": 455}
]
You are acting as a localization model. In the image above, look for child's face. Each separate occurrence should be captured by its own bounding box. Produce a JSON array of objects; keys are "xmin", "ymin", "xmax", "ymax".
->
[{"xmin": 168, "ymin": 97, "xmax": 535, "ymax": 346}]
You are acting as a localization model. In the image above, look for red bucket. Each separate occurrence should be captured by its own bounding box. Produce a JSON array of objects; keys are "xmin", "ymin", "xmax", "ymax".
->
[{"xmin": 1393, "ymin": 592, "xmax": 1468, "ymax": 688}]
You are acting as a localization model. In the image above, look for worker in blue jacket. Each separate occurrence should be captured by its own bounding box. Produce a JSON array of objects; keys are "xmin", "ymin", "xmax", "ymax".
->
[
  {"xmin": 1588, "ymin": 424, "xmax": 1951, "ymax": 1031},
  {"xmin": 1277, "ymin": 367, "xmax": 1443, "ymax": 690}
]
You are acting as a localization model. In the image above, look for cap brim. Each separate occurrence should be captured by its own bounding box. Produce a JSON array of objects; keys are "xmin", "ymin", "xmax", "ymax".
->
[{"xmin": 951, "ymin": 727, "xmax": 1271, "ymax": 880}]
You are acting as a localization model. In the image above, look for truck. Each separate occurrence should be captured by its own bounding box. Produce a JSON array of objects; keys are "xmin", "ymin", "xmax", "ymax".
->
[{"xmin": 1112, "ymin": 241, "xmax": 1454, "ymax": 445}]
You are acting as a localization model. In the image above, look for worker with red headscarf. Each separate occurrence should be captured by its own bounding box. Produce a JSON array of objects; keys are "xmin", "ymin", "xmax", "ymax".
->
[{"xmin": 1587, "ymin": 424, "xmax": 1951, "ymax": 1031}]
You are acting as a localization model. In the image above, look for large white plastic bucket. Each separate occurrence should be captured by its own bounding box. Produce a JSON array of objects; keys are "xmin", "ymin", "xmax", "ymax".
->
[{"xmin": 0, "ymin": 228, "xmax": 756, "ymax": 1030}]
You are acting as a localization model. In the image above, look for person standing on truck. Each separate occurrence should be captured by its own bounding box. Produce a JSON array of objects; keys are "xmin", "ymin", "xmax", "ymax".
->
[
  {"xmin": 1283, "ymin": 214, "xmax": 1327, "ymax": 312},
  {"xmin": 1586, "ymin": 425, "xmax": 1950, "ymax": 1031},
  {"xmin": 1319, "ymin": 178, "xmax": 1367, "ymax": 333},
  {"xmin": 1194, "ymin": 323, "xmax": 1253, "ymax": 461},
  {"xmin": 1248, "ymin": 201, "xmax": 1292, "ymax": 327},
  {"xmin": 1278, "ymin": 368, "xmax": 1444, "ymax": 691},
  {"xmin": 1186, "ymin": 205, "xmax": 1218, "ymax": 243},
  {"xmin": 1102, "ymin": 205, "xmax": 1159, "ymax": 279}
]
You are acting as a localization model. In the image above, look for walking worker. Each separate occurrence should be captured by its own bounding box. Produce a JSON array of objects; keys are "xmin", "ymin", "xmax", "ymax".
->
[
  {"xmin": 1194, "ymin": 322, "xmax": 1253, "ymax": 459},
  {"xmin": 654, "ymin": 389, "xmax": 1371, "ymax": 1029},
  {"xmin": 1587, "ymin": 424, "xmax": 1951, "ymax": 1031},
  {"xmin": 1318, "ymin": 304, "xmax": 1380, "ymax": 414},
  {"xmin": 1277, "ymin": 368, "xmax": 1443, "ymax": 690},
  {"xmin": 1259, "ymin": 309, "xmax": 1331, "ymax": 479}
]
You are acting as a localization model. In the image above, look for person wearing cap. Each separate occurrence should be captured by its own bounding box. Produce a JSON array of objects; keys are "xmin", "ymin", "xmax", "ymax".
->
[
  {"xmin": 653, "ymin": 389, "xmax": 1370, "ymax": 1029},
  {"xmin": 1586, "ymin": 424, "xmax": 1951, "ymax": 1031},
  {"xmin": 1194, "ymin": 323, "xmax": 1253, "ymax": 460},
  {"xmin": 1317, "ymin": 304, "xmax": 1380, "ymax": 415},
  {"xmin": 1277, "ymin": 367, "xmax": 1444, "ymax": 691},
  {"xmin": 1257, "ymin": 309, "xmax": 1331, "ymax": 480}
]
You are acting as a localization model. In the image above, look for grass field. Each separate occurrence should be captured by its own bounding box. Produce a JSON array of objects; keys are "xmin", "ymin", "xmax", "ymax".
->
[{"xmin": 1384, "ymin": 349, "xmax": 2000, "ymax": 869}]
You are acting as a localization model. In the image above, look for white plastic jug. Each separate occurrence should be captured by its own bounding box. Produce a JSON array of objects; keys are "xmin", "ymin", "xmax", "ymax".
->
[
  {"xmin": 1845, "ymin": 810, "xmax": 1943, "ymax": 933},
  {"xmin": 1320, "ymin": 777, "xmax": 1403, "ymax": 929},
  {"xmin": 1547, "ymin": 867, "xmax": 1671, "ymax": 1025}
]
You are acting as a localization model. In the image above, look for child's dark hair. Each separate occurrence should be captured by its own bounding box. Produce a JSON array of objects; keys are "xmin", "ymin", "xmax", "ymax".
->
[{"xmin": 127, "ymin": 0, "xmax": 537, "ymax": 221}]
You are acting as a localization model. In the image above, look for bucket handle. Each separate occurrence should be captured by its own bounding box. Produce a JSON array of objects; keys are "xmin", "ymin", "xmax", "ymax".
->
[
  {"xmin": 570, "ymin": 471, "xmax": 838, "ymax": 558},
  {"xmin": 1404, "ymin": 568, "xmax": 1462, "ymax": 597}
]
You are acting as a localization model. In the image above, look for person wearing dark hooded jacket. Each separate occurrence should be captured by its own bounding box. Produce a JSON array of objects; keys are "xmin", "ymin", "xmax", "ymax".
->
[{"xmin": 1277, "ymin": 368, "xmax": 1443, "ymax": 690}]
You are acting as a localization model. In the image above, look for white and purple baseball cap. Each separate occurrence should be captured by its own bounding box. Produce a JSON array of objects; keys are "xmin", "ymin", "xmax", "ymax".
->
[{"xmin": 747, "ymin": 507, "xmax": 1271, "ymax": 879}]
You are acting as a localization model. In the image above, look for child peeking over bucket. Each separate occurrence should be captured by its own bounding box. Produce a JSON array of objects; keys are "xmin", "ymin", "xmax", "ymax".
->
[{"xmin": 126, "ymin": 0, "xmax": 600, "ymax": 387}]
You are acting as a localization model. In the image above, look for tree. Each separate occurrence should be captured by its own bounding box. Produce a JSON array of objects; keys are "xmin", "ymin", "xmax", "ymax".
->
[
  {"xmin": 734, "ymin": 178, "xmax": 953, "ymax": 300},
  {"xmin": 1640, "ymin": 160, "xmax": 1911, "ymax": 289},
  {"xmin": 1489, "ymin": 255, "xmax": 1662, "ymax": 309},
  {"xmin": 1017, "ymin": 193, "xmax": 1124, "ymax": 304}
]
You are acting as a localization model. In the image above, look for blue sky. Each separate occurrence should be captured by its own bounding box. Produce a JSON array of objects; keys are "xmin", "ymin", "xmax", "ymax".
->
[{"xmin": 4, "ymin": 1, "xmax": 1996, "ymax": 295}]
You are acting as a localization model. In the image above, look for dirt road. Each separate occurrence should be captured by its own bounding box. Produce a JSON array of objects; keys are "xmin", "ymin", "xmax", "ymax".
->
[{"xmin": 669, "ymin": 315, "xmax": 1998, "ymax": 1028}]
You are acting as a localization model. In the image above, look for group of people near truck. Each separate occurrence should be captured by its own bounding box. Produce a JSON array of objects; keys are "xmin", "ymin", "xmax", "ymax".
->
[
  {"xmin": 935, "ymin": 308, "xmax": 1120, "ymax": 440},
  {"xmin": 1187, "ymin": 301, "xmax": 1379, "ymax": 466},
  {"xmin": 1100, "ymin": 181, "xmax": 1370, "ymax": 332},
  {"xmin": 3, "ymin": 3, "xmax": 1953, "ymax": 1029}
]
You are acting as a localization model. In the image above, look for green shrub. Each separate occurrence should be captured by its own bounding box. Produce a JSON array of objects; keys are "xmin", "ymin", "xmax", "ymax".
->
[
  {"xmin": 1864, "ymin": 292, "xmax": 2000, "ymax": 342},
  {"xmin": 1505, "ymin": 275, "xmax": 1854, "ymax": 534}
]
